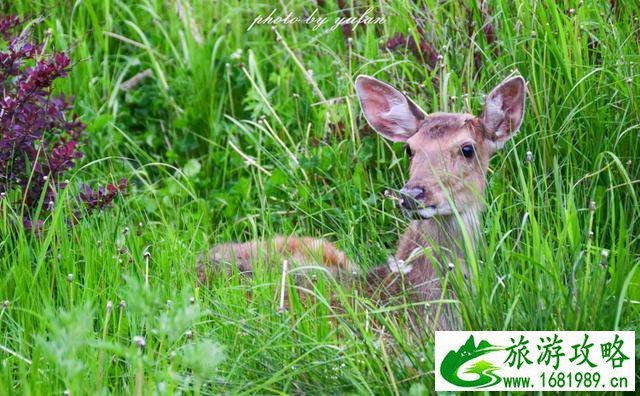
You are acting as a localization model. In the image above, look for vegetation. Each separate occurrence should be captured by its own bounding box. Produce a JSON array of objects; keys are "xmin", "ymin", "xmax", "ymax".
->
[{"xmin": 1, "ymin": 0, "xmax": 638, "ymax": 394}]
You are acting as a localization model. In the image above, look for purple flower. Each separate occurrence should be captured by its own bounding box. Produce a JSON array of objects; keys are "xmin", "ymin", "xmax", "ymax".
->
[{"xmin": 1, "ymin": 15, "xmax": 125, "ymax": 230}]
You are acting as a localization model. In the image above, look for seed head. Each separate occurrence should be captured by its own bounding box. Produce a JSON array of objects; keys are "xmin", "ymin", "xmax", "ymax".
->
[
  {"xmin": 589, "ymin": 200, "xmax": 597, "ymax": 211},
  {"xmin": 118, "ymin": 299, "xmax": 126, "ymax": 309},
  {"xmin": 185, "ymin": 330, "xmax": 193, "ymax": 340},
  {"xmin": 525, "ymin": 151, "xmax": 533, "ymax": 163},
  {"xmin": 2, "ymin": 300, "xmax": 9, "ymax": 308},
  {"xmin": 601, "ymin": 249, "xmax": 610, "ymax": 259},
  {"xmin": 106, "ymin": 300, "xmax": 113, "ymax": 312},
  {"xmin": 626, "ymin": 78, "xmax": 633, "ymax": 85},
  {"xmin": 189, "ymin": 297, "xmax": 196, "ymax": 305},
  {"xmin": 530, "ymin": 31, "xmax": 537, "ymax": 38},
  {"xmin": 67, "ymin": 273, "xmax": 74, "ymax": 283}
]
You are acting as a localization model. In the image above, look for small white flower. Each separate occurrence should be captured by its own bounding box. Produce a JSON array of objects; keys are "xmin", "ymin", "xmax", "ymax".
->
[
  {"xmin": 526, "ymin": 151, "xmax": 533, "ymax": 162},
  {"xmin": 230, "ymin": 48, "xmax": 243, "ymax": 60},
  {"xmin": 133, "ymin": 336, "xmax": 146, "ymax": 348},
  {"xmin": 67, "ymin": 273, "xmax": 74, "ymax": 283}
]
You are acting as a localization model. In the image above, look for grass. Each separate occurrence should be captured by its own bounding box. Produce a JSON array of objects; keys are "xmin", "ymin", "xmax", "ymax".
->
[{"xmin": 1, "ymin": 0, "xmax": 639, "ymax": 394}]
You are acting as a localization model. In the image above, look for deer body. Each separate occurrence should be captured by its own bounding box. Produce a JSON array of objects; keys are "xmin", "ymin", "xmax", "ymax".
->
[{"xmin": 199, "ymin": 74, "xmax": 526, "ymax": 328}]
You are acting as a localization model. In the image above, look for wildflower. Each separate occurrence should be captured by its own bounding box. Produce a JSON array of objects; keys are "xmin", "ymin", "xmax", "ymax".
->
[
  {"xmin": 2, "ymin": 300, "xmax": 9, "ymax": 308},
  {"xmin": 118, "ymin": 300, "xmax": 126, "ymax": 309},
  {"xmin": 67, "ymin": 274, "xmax": 74, "ymax": 283},
  {"xmin": 589, "ymin": 201, "xmax": 597, "ymax": 211},
  {"xmin": 531, "ymin": 31, "xmax": 537, "ymax": 38},
  {"xmin": 185, "ymin": 330, "xmax": 193, "ymax": 340},
  {"xmin": 526, "ymin": 151, "xmax": 533, "ymax": 162},
  {"xmin": 133, "ymin": 336, "xmax": 146, "ymax": 349},
  {"xmin": 626, "ymin": 78, "xmax": 633, "ymax": 85},
  {"xmin": 230, "ymin": 48, "xmax": 243, "ymax": 60},
  {"xmin": 448, "ymin": 262, "xmax": 455, "ymax": 271},
  {"xmin": 601, "ymin": 249, "xmax": 610, "ymax": 259},
  {"xmin": 189, "ymin": 297, "xmax": 196, "ymax": 305},
  {"xmin": 106, "ymin": 300, "xmax": 113, "ymax": 312}
]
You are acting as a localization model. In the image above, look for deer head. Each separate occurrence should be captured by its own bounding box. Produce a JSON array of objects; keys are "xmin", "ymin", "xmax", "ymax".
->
[{"xmin": 355, "ymin": 75, "xmax": 526, "ymax": 219}]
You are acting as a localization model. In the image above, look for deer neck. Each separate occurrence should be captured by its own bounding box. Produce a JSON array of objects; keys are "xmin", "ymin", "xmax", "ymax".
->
[{"xmin": 394, "ymin": 209, "xmax": 481, "ymax": 279}]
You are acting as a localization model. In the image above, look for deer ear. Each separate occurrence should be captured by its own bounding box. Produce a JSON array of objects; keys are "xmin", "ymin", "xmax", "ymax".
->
[
  {"xmin": 355, "ymin": 75, "xmax": 426, "ymax": 142},
  {"xmin": 482, "ymin": 75, "xmax": 526, "ymax": 150}
]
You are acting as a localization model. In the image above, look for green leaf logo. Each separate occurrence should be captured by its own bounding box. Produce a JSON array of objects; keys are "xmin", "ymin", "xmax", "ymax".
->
[{"xmin": 440, "ymin": 335, "xmax": 503, "ymax": 388}]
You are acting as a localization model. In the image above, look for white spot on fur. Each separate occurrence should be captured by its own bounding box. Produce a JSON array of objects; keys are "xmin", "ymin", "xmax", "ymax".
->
[{"xmin": 417, "ymin": 207, "xmax": 437, "ymax": 218}]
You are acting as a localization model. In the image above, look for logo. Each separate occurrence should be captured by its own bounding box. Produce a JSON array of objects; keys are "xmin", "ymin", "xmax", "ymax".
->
[
  {"xmin": 435, "ymin": 331, "xmax": 635, "ymax": 391},
  {"xmin": 440, "ymin": 335, "xmax": 503, "ymax": 388}
]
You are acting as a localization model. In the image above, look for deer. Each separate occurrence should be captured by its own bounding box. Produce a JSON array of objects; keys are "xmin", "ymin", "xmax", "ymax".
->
[{"xmin": 198, "ymin": 74, "xmax": 526, "ymax": 330}]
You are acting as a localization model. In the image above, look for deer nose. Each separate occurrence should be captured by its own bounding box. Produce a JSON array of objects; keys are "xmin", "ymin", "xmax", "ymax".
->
[{"xmin": 399, "ymin": 187, "xmax": 425, "ymax": 210}]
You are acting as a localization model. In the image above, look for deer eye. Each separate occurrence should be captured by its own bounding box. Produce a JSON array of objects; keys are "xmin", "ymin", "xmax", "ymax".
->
[
  {"xmin": 460, "ymin": 144, "xmax": 475, "ymax": 158},
  {"xmin": 405, "ymin": 145, "xmax": 413, "ymax": 157}
]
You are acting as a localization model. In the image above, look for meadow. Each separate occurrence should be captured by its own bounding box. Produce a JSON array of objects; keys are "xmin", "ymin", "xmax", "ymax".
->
[{"xmin": 1, "ymin": 0, "xmax": 639, "ymax": 394}]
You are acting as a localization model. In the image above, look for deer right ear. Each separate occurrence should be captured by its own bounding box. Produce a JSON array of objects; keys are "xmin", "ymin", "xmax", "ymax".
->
[
  {"xmin": 355, "ymin": 75, "xmax": 426, "ymax": 142},
  {"xmin": 482, "ymin": 75, "xmax": 526, "ymax": 151}
]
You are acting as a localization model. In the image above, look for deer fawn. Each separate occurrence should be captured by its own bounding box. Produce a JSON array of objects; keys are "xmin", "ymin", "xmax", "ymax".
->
[{"xmin": 198, "ymin": 74, "xmax": 526, "ymax": 329}]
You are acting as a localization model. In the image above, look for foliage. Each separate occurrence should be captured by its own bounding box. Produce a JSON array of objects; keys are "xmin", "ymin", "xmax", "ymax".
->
[
  {"xmin": 0, "ymin": 0, "xmax": 638, "ymax": 394},
  {"xmin": 0, "ymin": 15, "xmax": 125, "ymax": 230}
]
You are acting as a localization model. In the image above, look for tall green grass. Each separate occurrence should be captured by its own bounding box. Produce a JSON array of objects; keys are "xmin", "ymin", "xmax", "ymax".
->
[{"xmin": 1, "ymin": 0, "xmax": 638, "ymax": 394}]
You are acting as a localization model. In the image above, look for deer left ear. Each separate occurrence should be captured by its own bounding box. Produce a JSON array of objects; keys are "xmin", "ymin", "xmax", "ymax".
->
[{"xmin": 482, "ymin": 75, "xmax": 526, "ymax": 151}]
